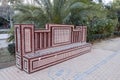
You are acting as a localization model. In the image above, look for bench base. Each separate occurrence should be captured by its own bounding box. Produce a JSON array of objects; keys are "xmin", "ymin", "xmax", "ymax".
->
[{"xmin": 21, "ymin": 43, "xmax": 91, "ymax": 73}]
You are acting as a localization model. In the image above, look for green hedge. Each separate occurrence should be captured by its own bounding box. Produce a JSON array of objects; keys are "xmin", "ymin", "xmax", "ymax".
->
[
  {"xmin": 114, "ymin": 31, "xmax": 120, "ymax": 36},
  {"xmin": 8, "ymin": 43, "xmax": 15, "ymax": 55},
  {"xmin": 87, "ymin": 33, "xmax": 111, "ymax": 42}
]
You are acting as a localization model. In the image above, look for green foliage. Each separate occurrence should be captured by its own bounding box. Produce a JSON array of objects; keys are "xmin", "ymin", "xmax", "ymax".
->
[
  {"xmin": 0, "ymin": 17, "xmax": 9, "ymax": 28},
  {"xmin": 11, "ymin": 0, "xmax": 119, "ymax": 43},
  {"xmin": 106, "ymin": 0, "xmax": 120, "ymax": 30},
  {"xmin": 8, "ymin": 0, "xmax": 23, "ymax": 4},
  {"xmin": 14, "ymin": 4, "xmax": 48, "ymax": 28},
  {"xmin": 7, "ymin": 43, "xmax": 15, "ymax": 55},
  {"xmin": 14, "ymin": 0, "xmax": 95, "ymax": 27},
  {"xmin": 7, "ymin": 27, "xmax": 14, "ymax": 42},
  {"xmin": 94, "ymin": 19, "xmax": 115, "ymax": 34},
  {"xmin": 87, "ymin": 18, "xmax": 116, "ymax": 42},
  {"xmin": 114, "ymin": 31, "xmax": 120, "ymax": 36},
  {"xmin": 63, "ymin": 1, "xmax": 118, "ymax": 42},
  {"xmin": 14, "ymin": 0, "xmax": 73, "ymax": 28},
  {"xmin": 64, "ymin": 1, "xmax": 107, "ymax": 26},
  {"xmin": 87, "ymin": 33, "xmax": 111, "ymax": 42}
]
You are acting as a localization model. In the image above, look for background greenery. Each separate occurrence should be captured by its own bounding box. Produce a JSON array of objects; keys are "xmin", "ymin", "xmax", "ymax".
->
[{"xmin": 2, "ymin": 0, "xmax": 120, "ymax": 46}]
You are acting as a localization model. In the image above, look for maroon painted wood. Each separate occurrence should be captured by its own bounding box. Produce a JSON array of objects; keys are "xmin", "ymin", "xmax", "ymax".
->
[{"xmin": 15, "ymin": 24, "xmax": 91, "ymax": 73}]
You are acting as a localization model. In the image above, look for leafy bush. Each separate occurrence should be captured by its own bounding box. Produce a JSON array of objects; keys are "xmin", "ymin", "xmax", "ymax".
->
[
  {"xmin": 89, "ymin": 18, "xmax": 115, "ymax": 34},
  {"xmin": 114, "ymin": 31, "xmax": 120, "ymax": 36},
  {"xmin": 87, "ymin": 18, "xmax": 115, "ymax": 42},
  {"xmin": 8, "ymin": 43, "xmax": 15, "ymax": 56},
  {"xmin": 87, "ymin": 33, "xmax": 112, "ymax": 42},
  {"xmin": 7, "ymin": 27, "xmax": 14, "ymax": 42}
]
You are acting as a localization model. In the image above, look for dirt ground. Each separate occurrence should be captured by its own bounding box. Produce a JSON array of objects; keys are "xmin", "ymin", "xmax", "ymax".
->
[{"xmin": 0, "ymin": 48, "xmax": 15, "ymax": 69}]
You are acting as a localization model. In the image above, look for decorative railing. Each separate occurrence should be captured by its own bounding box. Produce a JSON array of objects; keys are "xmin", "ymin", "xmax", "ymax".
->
[{"xmin": 34, "ymin": 31, "xmax": 51, "ymax": 50}]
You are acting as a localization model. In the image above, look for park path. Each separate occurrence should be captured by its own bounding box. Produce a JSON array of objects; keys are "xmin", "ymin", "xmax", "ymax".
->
[
  {"xmin": 0, "ymin": 37, "xmax": 120, "ymax": 80},
  {"xmin": 0, "ymin": 34, "xmax": 9, "ymax": 48}
]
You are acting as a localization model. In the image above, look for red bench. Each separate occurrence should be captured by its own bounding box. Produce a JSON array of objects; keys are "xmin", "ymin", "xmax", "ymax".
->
[{"xmin": 15, "ymin": 24, "xmax": 91, "ymax": 73}]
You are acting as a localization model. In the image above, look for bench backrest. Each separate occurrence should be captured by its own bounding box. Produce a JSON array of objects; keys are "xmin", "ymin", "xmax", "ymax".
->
[{"xmin": 14, "ymin": 24, "xmax": 87, "ymax": 69}]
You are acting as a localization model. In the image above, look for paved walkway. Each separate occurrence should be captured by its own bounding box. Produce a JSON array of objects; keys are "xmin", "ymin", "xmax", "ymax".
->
[
  {"xmin": 0, "ymin": 34, "xmax": 9, "ymax": 48},
  {"xmin": 0, "ymin": 38, "xmax": 120, "ymax": 80}
]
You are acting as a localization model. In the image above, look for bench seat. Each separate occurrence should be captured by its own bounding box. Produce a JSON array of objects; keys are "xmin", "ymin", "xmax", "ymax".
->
[
  {"xmin": 24, "ymin": 42, "xmax": 88, "ymax": 58},
  {"xmin": 23, "ymin": 42, "xmax": 91, "ymax": 73}
]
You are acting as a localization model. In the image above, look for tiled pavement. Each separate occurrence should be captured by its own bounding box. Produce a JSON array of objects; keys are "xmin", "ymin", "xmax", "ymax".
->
[{"xmin": 0, "ymin": 38, "xmax": 120, "ymax": 80}]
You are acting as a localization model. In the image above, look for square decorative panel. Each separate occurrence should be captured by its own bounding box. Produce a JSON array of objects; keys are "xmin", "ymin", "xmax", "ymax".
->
[{"xmin": 52, "ymin": 27, "xmax": 71, "ymax": 46}]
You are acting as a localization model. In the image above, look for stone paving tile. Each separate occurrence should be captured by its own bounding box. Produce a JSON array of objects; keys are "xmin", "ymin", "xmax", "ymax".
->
[
  {"xmin": 0, "ymin": 49, "xmax": 114, "ymax": 80},
  {"xmin": 0, "ymin": 38, "xmax": 120, "ymax": 80},
  {"xmin": 93, "ymin": 38, "xmax": 120, "ymax": 51},
  {"xmin": 83, "ymin": 51, "xmax": 120, "ymax": 80}
]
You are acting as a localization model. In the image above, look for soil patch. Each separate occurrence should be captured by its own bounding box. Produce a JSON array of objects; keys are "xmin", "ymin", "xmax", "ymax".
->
[{"xmin": 0, "ymin": 48, "xmax": 15, "ymax": 69}]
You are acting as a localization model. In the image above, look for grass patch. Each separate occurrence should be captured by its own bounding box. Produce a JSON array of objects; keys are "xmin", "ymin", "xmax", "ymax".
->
[{"xmin": 0, "ymin": 48, "xmax": 15, "ymax": 64}]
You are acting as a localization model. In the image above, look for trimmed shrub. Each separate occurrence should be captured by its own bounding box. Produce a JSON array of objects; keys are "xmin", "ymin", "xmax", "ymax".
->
[
  {"xmin": 87, "ymin": 33, "xmax": 112, "ymax": 42},
  {"xmin": 114, "ymin": 31, "xmax": 120, "ymax": 36},
  {"xmin": 8, "ymin": 43, "xmax": 15, "ymax": 56}
]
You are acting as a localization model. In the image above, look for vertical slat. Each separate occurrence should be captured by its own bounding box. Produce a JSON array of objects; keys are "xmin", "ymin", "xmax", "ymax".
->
[
  {"xmin": 44, "ymin": 32, "xmax": 47, "ymax": 48},
  {"xmin": 80, "ymin": 28, "xmax": 82, "ymax": 42},
  {"xmin": 77, "ymin": 31, "xmax": 79, "ymax": 42},
  {"xmin": 75, "ymin": 32, "xmax": 77, "ymax": 42},
  {"xmin": 37, "ymin": 33, "xmax": 40, "ymax": 49},
  {"xmin": 76, "ymin": 32, "xmax": 78, "ymax": 42},
  {"xmin": 75, "ymin": 31, "xmax": 79, "ymax": 42},
  {"xmin": 46, "ymin": 33, "xmax": 48, "ymax": 48},
  {"xmin": 82, "ymin": 27, "xmax": 85, "ymax": 42},
  {"xmin": 48, "ymin": 32, "xmax": 51, "ymax": 47},
  {"xmin": 50, "ymin": 32, "xmax": 52, "ymax": 46},
  {"xmin": 73, "ymin": 32, "xmax": 75, "ymax": 43},
  {"xmin": 71, "ymin": 31, "xmax": 73, "ymax": 43},
  {"xmin": 42, "ymin": 32, "xmax": 44, "ymax": 48},
  {"xmin": 35, "ymin": 33, "xmax": 37, "ymax": 50},
  {"xmin": 78, "ymin": 31, "xmax": 81, "ymax": 42},
  {"xmin": 71, "ymin": 31, "xmax": 72, "ymax": 43},
  {"xmin": 74, "ymin": 32, "xmax": 76, "ymax": 43},
  {"xmin": 40, "ymin": 33, "xmax": 42, "ymax": 49},
  {"xmin": 72, "ymin": 32, "xmax": 74, "ymax": 43},
  {"xmin": 84, "ymin": 28, "xmax": 87, "ymax": 42}
]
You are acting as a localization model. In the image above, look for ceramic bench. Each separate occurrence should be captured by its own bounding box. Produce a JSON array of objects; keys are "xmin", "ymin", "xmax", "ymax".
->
[{"xmin": 15, "ymin": 24, "xmax": 91, "ymax": 73}]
